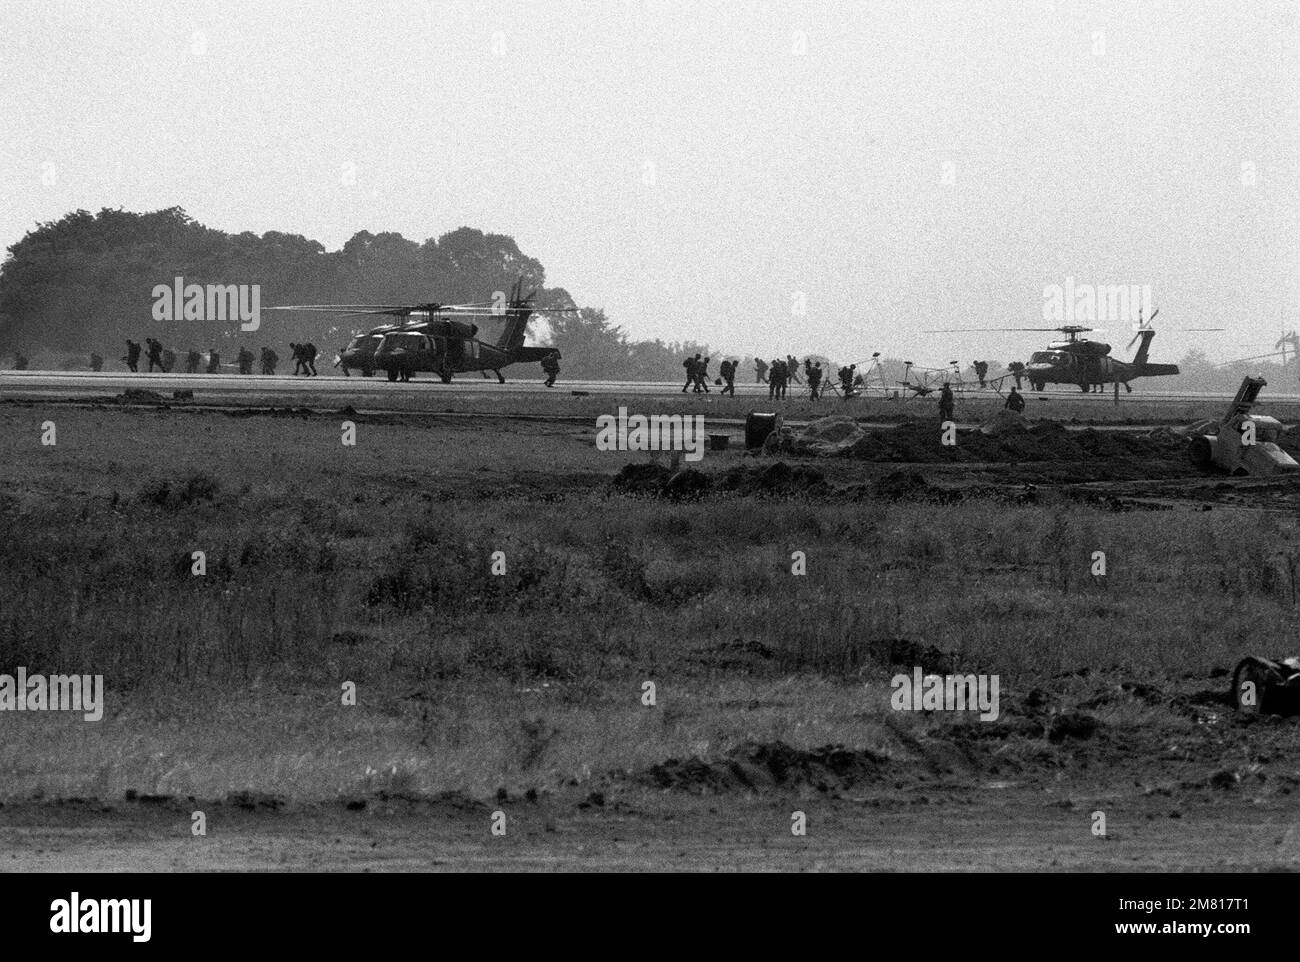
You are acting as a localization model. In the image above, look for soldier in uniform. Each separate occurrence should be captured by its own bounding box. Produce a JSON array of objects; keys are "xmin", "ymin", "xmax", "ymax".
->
[
  {"xmin": 206, "ymin": 349, "xmax": 221, "ymax": 374},
  {"xmin": 808, "ymin": 361, "xmax": 823, "ymax": 399},
  {"xmin": 1005, "ymin": 386, "xmax": 1025, "ymax": 413},
  {"xmin": 541, "ymin": 352, "xmax": 560, "ymax": 387},
  {"xmin": 754, "ymin": 357, "xmax": 768, "ymax": 383},
  {"xmin": 786, "ymin": 355, "xmax": 801, "ymax": 385},
  {"xmin": 303, "ymin": 342, "xmax": 318, "ymax": 376},
  {"xmin": 974, "ymin": 360, "xmax": 989, "ymax": 388},
  {"xmin": 1007, "ymin": 361, "xmax": 1026, "ymax": 390},
  {"xmin": 939, "ymin": 383, "xmax": 955, "ymax": 422},
  {"xmin": 145, "ymin": 338, "xmax": 164, "ymax": 372},
  {"xmin": 237, "ymin": 346, "xmax": 255, "ymax": 375},
  {"xmin": 161, "ymin": 348, "xmax": 176, "ymax": 372},
  {"xmin": 682, "ymin": 353, "xmax": 699, "ymax": 393},
  {"xmin": 123, "ymin": 339, "xmax": 141, "ymax": 372},
  {"xmin": 261, "ymin": 346, "xmax": 278, "ymax": 375},
  {"xmin": 838, "ymin": 363, "xmax": 856, "ymax": 397},
  {"xmin": 769, "ymin": 358, "xmax": 788, "ymax": 399},
  {"xmin": 185, "ymin": 349, "xmax": 201, "ymax": 374},
  {"xmin": 719, "ymin": 358, "xmax": 736, "ymax": 396},
  {"xmin": 696, "ymin": 356, "xmax": 712, "ymax": 393}
]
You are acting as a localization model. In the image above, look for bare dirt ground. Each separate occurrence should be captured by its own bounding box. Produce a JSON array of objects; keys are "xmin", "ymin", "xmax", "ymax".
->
[{"xmin": 5, "ymin": 791, "xmax": 1297, "ymax": 872}]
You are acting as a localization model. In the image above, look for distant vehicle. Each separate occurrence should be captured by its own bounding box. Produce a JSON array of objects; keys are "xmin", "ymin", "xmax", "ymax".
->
[{"xmin": 271, "ymin": 278, "xmax": 574, "ymax": 383}]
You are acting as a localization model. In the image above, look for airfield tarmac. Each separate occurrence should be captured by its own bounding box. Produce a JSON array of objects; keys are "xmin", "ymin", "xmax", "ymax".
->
[
  {"xmin": 4, "ymin": 368, "xmax": 1294, "ymax": 404},
  {"xmin": 3, "ymin": 376, "xmax": 1300, "ymax": 871}
]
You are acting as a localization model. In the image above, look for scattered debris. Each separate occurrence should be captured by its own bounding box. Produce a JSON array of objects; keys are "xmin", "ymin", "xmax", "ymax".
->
[
  {"xmin": 1231, "ymin": 655, "xmax": 1300, "ymax": 716},
  {"xmin": 1186, "ymin": 378, "xmax": 1299, "ymax": 476}
]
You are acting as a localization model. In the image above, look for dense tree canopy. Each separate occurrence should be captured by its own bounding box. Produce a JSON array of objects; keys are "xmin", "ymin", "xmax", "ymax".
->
[{"xmin": 0, "ymin": 207, "xmax": 727, "ymax": 378}]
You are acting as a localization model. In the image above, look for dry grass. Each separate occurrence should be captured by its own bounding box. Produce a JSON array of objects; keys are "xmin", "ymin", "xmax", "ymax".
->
[{"xmin": 2, "ymin": 405, "xmax": 1298, "ymax": 801}]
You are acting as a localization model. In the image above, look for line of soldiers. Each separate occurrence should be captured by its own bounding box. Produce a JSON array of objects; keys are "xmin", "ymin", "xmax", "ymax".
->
[
  {"xmin": 754, "ymin": 355, "xmax": 805, "ymax": 385},
  {"xmin": 116, "ymin": 340, "xmax": 311, "ymax": 376}
]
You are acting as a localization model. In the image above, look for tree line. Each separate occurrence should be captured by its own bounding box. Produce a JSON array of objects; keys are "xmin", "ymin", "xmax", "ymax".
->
[{"xmin": 1, "ymin": 208, "xmax": 1291, "ymax": 389}]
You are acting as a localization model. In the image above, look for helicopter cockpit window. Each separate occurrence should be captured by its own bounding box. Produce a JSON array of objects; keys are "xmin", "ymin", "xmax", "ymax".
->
[
  {"xmin": 1029, "ymin": 351, "xmax": 1060, "ymax": 364},
  {"xmin": 387, "ymin": 333, "xmax": 427, "ymax": 351}
]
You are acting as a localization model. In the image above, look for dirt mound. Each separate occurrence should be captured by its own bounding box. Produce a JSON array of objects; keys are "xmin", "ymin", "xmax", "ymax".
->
[
  {"xmin": 610, "ymin": 462, "xmax": 828, "ymax": 499},
  {"xmin": 609, "ymin": 462, "xmax": 711, "ymax": 499},
  {"xmin": 640, "ymin": 740, "xmax": 888, "ymax": 795},
  {"xmin": 717, "ymin": 461, "xmax": 828, "ymax": 496},
  {"xmin": 979, "ymin": 410, "xmax": 1031, "ymax": 436},
  {"xmin": 769, "ymin": 418, "xmax": 1191, "ymax": 467},
  {"xmin": 872, "ymin": 470, "xmax": 962, "ymax": 503}
]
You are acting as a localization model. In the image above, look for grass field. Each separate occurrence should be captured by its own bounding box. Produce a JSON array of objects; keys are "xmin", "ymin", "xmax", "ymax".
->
[{"xmin": 3, "ymin": 400, "xmax": 1300, "ymax": 868}]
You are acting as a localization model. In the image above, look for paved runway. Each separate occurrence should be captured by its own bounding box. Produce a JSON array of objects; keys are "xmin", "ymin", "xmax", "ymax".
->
[{"xmin": 3, "ymin": 369, "xmax": 1292, "ymax": 404}]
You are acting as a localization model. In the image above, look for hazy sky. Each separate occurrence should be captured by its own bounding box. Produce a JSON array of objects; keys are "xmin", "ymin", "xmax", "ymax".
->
[{"xmin": 2, "ymin": 0, "xmax": 1297, "ymax": 364}]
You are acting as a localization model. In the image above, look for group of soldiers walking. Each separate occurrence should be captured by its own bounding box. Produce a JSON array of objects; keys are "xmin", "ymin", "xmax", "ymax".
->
[
  {"xmin": 680, "ymin": 353, "xmax": 740, "ymax": 396},
  {"xmin": 117, "ymin": 339, "xmax": 318, "ymax": 376}
]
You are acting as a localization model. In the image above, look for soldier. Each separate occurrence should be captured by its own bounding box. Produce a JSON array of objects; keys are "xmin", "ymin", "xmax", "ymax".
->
[
  {"xmin": 767, "ymin": 359, "xmax": 779, "ymax": 399},
  {"xmin": 123, "ymin": 339, "xmax": 141, "ymax": 372},
  {"xmin": 541, "ymin": 352, "xmax": 560, "ymax": 387},
  {"xmin": 808, "ymin": 361, "xmax": 823, "ymax": 399},
  {"xmin": 90, "ymin": 353, "xmax": 104, "ymax": 372},
  {"xmin": 289, "ymin": 343, "xmax": 303, "ymax": 376},
  {"xmin": 206, "ymin": 349, "xmax": 221, "ymax": 374},
  {"xmin": 161, "ymin": 348, "xmax": 176, "ymax": 372},
  {"xmin": 185, "ymin": 349, "xmax": 201, "ymax": 374},
  {"xmin": 1007, "ymin": 360, "xmax": 1026, "ymax": 390},
  {"xmin": 261, "ymin": 346, "xmax": 278, "ymax": 375},
  {"xmin": 237, "ymin": 346, "xmax": 254, "ymax": 375},
  {"xmin": 839, "ymin": 363, "xmax": 856, "ymax": 398},
  {"xmin": 939, "ymin": 382, "xmax": 955, "ymax": 422},
  {"xmin": 145, "ymin": 338, "xmax": 164, "ymax": 372},
  {"xmin": 1005, "ymin": 386, "xmax": 1025, "ymax": 413},
  {"xmin": 786, "ymin": 355, "xmax": 801, "ymax": 385},
  {"xmin": 682, "ymin": 353, "xmax": 699, "ymax": 393},
  {"xmin": 974, "ymin": 360, "xmax": 989, "ymax": 388},
  {"xmin": 720, "ymin": 358, "xmax": 736, "ymax": 396},
  {"xmin": 696, "ymin": 356, "xmax": 711, "ymax": 393},
  {"xmin": 754, "ymin": 357, "xmax": 768, "ymax": 383},
  {"xmin": 303, "ymin": 342, "xmax": 319, "ymax": 376}
]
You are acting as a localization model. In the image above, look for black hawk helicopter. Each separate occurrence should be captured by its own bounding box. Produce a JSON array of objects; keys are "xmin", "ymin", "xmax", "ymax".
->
[
  {"xmin": 926, "ymin": 311, "xmax": 1221, "ymax": 393},
  {"xmin": 269, "ymin": 278, "xmax": 575, "ymax": 383}
]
